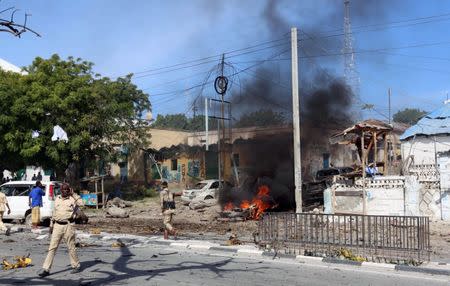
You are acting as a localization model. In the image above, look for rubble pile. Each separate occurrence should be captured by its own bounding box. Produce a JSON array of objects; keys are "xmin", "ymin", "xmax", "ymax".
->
[{"xmin": 105, "ymin": 198, "xmax": 132, "ymax": 218}]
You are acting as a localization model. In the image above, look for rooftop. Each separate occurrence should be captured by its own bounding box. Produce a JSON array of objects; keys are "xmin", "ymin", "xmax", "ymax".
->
[{"xmin": 400, "ymin": 102, "xmax": 450, "ymax": 140}]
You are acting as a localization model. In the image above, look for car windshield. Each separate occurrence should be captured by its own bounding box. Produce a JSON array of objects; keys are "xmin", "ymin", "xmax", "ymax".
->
[
  {"xmin": 0, "ymin": 185, "xmax": 32, "ymax": 196},
  {"xmin": 192, "ymin": 183, "xmax": 207, "ymax": 190},
  {"xmin": 0, "ymin": 186, "xmax": 15, "ymax": 196}
]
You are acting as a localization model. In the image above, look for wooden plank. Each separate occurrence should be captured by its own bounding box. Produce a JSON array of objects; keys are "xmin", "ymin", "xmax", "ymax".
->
[{"xmin": 335, "ymin": 191, "xmax": 363, "ymax": 197}]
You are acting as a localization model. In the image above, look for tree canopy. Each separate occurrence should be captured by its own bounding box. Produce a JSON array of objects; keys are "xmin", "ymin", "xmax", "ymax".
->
[
  {"xmin": 151, "ymin": 114, "xmax": 217, "ymax": 131},
  {"xmin": 393, "ymin": 108, "xmax": 427, "ymax": 125},
  {"xmin": 0, "ymin": 54, "xmax": 150, "ymax": 173}
]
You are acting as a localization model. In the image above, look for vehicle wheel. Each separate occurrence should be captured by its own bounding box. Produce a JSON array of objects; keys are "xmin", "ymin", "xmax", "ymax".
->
[
  {"xmin": 42, "ymin": 218, "xmax": 51, "ymax": 227},
  {"xmin": 204, "ymin": 195, "xmax": 213, "ymax": 200}
]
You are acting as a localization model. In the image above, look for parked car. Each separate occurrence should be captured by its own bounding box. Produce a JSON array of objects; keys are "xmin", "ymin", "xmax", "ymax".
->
[
  {"xmin": 0, "ymin": 181, "xmax": 61, "ymax": 226},
  {"xmin": 181, "ymin": 180, "xmax": 231, "ymax": 204}
]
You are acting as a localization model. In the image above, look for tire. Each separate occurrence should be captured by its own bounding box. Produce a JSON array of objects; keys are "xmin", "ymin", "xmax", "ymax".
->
[{"xmin": 204, "ymin": 195, "xmax": 214, "ymax": 200}]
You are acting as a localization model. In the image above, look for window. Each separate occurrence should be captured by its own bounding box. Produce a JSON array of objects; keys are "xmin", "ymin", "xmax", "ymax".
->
[
  {"xmin": 0, "ymin": 185, "xmax": 32, "ymax": 196},
  {"xmin": 232, "ymin": 153, "xmax": 240, "ymax": 167},
  {"xmin": 193, "ymin": 183, "xmax": 207, "ymax": 190},
  {"xmin": 0, "ymin": 186, "xmax": 15, "ymax": 196},
  {"xmin": 322, "ymin": 153, "xmax": 330, "ymax": 169},
  {"xmin": 15, "ymin": 185, "xmax": 32, "ymax": 196},
  {"xmin": 210, "ymin": 181, "xmax": 220, "ymax": 189},
  {"xmin": 171, "ymin": 159, "xmax": 178, "ymax": 171}
]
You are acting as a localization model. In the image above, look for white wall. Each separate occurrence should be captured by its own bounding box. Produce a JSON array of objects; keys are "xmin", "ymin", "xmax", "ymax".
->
[{"xmin": 401, "ymin": 135, "xmax": 450, "ymax": 165}]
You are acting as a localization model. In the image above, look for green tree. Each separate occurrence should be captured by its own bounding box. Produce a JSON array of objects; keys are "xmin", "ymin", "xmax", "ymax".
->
[
  {"xmin": 0, "ymin": 54, "xmax": 150, "ymax": 174},
  {"xmin": 234, "ymin": 109, "xmax": 285, "ymax": 128},
  {"xmin": 393, "ymin": 108, "xmax": 427, "ymax": 125},
  {"xmin": 151, "ymin": 114, "xmax": 217, "ymax": 131}
]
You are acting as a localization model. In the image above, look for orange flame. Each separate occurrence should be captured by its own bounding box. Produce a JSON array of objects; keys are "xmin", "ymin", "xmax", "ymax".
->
[
  {"xmin": 223, "ymin": 185, "xmax": 273, "ymax": 220},
  {"xmin": 224, "ymin": 202, "xmax": 234, "ymax": 211}
]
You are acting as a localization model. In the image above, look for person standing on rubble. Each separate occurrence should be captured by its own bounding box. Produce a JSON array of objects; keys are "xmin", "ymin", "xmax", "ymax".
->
[
  {"xmin": 38, "ymin": 183, "xmax": 83, "ymax": 277},
  {"xmin": 29, "ymin": 181, "xmax": 45, "ymax": 230},
  {"xmin": 160, "ymin": 181, "xmax": 176, "ymax": 239},
  {"xmin": 0, "ymin": 189, "xmax": 11, "ymax": 236}
]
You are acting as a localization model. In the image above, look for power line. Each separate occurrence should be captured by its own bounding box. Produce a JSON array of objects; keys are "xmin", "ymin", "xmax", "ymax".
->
[
  {"xmin": 301, "ymin": 12, "xmax": 450, "ymax": 42},
  {"xmin": 112, "ymin": 35, "xmax": 290, "ymax": 79}
]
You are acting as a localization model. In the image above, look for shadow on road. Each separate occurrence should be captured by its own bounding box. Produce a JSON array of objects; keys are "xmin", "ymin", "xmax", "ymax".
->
[{"xmin": 0, "ymin": 240, "xmax": 269, "ymax": 285}]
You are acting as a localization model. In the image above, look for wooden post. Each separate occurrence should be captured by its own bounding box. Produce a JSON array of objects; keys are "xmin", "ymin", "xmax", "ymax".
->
[
  {"xmin": 101, "ymin": 177, "xmax": 105, "ymax": 209},
  {"xmin": 95, "ymin": 180, "xmax": 98, "ymax": 210},
  {"xmin": 361, "ymin": 131, "xmax": 367, "ymax": 215},
  {"xmin": 373, "ymin": 131, "xmax": 377, "ymax": 167},
  {"xmin": 383, "ymin": 133, "xmax": 388, "ymax": 175}
]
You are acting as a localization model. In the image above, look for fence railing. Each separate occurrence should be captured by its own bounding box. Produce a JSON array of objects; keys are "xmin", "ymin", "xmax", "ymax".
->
[{"xmin": 257, "ymin": 212, "xmax": 430, "ymax": 262}]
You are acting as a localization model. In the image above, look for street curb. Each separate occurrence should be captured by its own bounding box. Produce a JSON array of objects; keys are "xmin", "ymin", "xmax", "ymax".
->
[
  {"xmin": 262, "ymin": 251, "xmax": 297, "ymax": 259},
  {"xmin": 395, "ymin": 265, "xmax": 450, "ymax": 276},
  {"xmin": 322, "ymin": 257, "xmax": 362, "ymax": 266},
  {"xmin": 73, "ymin": 230, "xmax": 450, "ymax": 277},
  {"xmin": 209, "ymin": 247, "xmax": 238, "ymax": 253}
]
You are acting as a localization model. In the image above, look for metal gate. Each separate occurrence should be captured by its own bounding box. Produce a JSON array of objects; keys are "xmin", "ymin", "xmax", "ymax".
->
[{"xmin": 257, "ymin": 212, "xmax": 430, "ymax": 262}]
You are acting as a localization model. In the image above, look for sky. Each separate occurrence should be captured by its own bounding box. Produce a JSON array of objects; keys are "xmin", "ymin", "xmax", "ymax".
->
[{"xmin": 2, "ymin": 0, "xmax": 450, "ymax": 121}]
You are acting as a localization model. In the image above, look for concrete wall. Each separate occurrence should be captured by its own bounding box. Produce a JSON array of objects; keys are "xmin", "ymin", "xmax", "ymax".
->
[
  {"xmin": 328, "ymin": 176, "xmax": 406, "ymax": 215},
  {"xmin": 401, "ymin": 135, "xmax": 450, "ymax": 164},
  {"xmin": 326, "ymin": 167, "xmax": 450, "ymax": 220}
]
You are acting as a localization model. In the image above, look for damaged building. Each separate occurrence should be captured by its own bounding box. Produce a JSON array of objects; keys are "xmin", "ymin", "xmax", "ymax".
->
[{"xmin": 325, "ymin": 104, "xmax": 450, "ymax": 220}]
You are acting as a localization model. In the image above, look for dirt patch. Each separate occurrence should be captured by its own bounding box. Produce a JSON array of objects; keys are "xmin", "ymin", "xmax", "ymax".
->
[
  {"xmin": 77, "ymin": 196, "xmax": 258, "ymax": 242},
  {"xmin": 429, "ymin": 220, "xmax": 450, "ymax": 262}
]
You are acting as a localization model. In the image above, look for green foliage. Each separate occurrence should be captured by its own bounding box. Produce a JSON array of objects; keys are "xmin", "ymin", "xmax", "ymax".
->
[
  {"xmin": 234, "ymin": 109, "xmax": 285, "ymax": 128},
  {"xmin": 0, "ymin": 54, "xmax": 151, "ymax": 172},
  {"xmin": 151, "ymin": 114, "xmax": 217, "ymax": 131},
  {"xmin": 393, "ymin": 108, "xmax": 427, "ymax": 125},
  {"xmin": 143, "ymin": 188, "xmax": 158, "ymax": 198}
]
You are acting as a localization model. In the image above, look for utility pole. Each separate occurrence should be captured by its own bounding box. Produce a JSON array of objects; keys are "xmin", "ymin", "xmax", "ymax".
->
[
  {"xmin": 214, "ymin": 54, "xmax": 229, "ymax": 188},
  {"xmin": 220, "ymin": 54, "xmax": 226, "ymax": 188},
  {"xmin": 205, "ymin": 97, "xmax": 209, "ymax": 151},
  {"xmin": 291, "ymin": 27, "xmax": 302, "ymax": 213}
]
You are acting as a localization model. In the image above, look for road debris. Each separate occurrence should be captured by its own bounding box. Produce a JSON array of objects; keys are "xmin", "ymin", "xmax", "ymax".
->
[
  {"xmin": 2, "ymin": 255, "xmax": 32, "ymax": 270},
  {"xmin": 158, "ymin": 251, "xmax": 178, "ymax": 256},
  {"xmin": 75, "ymin": 242, "xmax": 99, "ymax": 248},
  {"xmin": 106, "ymin": 205, "xmax": 130, "ymax": 218},
  {"xmin": 106, "ymin": 197, "xmax": 133, "ymax": 208},
  {"xmin": 225, "ymin": 233, "xmax": 241, "ymax": 246},
  {"xmin": 90, "ymin": 228, "xmax": 101, "ymax": 235},
  {"xmin": 111, "ymin": 240, "xmax": 126, "ymax": 248}
]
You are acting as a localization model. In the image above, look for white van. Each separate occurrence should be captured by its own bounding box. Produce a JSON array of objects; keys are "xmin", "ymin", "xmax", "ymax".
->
[
  {"xmin": 181, "ymin": 180, "xmax": 232, "ymax": 204},
  {"xmin": 0, "ymin": 181, "xmax": 61, "ymax": 225}
]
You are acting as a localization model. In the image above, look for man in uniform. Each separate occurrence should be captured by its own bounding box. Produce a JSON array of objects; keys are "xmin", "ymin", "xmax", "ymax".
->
[
  {"xmin": 38, "ymin": 183, "xmax": 83, "ymax": 277},
  {"xmin": 0, "ymin": 190, "xmax": 11, "ymax": 236},
  {"xmin": 160, "ymin": 181, "xmax": 176, "ymax": 239}
]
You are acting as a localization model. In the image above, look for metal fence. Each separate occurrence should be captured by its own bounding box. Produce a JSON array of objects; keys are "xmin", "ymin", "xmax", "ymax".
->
[{"xmin": 257, "ymin": 212, "xmax": 430, "ymax": 262}]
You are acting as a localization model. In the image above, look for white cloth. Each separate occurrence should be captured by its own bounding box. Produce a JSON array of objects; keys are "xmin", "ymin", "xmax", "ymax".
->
[
  {"xmin": 31, "ymin": 130, "xmax": 40, "ymax": 138},
  {"xmin": 51, "ymin": 125, "xmax": 68, "ymax": 142}
]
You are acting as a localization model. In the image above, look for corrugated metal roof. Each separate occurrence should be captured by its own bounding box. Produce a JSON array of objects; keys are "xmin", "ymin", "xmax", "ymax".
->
[{"xmin": 400, "ymin": 103, "xmax": 450, "ymax": 140}]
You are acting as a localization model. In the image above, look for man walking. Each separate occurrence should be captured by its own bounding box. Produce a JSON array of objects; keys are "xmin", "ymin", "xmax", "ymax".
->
[
  {"xmin": 0, "ymin": 190, "xmax": 11, "ymax": 236},
  {"xmin": 160, "ymin": 181, "xmax": 176, "ymax": 239},
  {"xmin": 29, "ymin": 181, "xmax": 45, "ymax": 230},
  {"xmin": 39, "ymin": 183, "xmax": 83, "ymax": 277}
]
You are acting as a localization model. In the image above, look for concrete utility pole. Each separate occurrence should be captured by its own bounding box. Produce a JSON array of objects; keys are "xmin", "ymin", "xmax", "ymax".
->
[
  {"xmin": 291, "ymin": 27, "xmax": 302, "ymax": 213},
  {"xmin": 205, "ymin": 97, "xmax": 209, "ymax": 151}
]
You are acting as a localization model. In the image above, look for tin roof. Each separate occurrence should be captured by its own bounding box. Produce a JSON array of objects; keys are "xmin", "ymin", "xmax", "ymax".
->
[{"xmin": 400, "ymin": 102, "xmax": 450, "ymax": 140}]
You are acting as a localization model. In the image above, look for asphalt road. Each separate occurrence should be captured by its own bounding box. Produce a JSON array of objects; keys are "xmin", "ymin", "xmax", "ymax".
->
[{"xmin": 0, "ymin": 231, "xmax": 449, "ymax": 286}]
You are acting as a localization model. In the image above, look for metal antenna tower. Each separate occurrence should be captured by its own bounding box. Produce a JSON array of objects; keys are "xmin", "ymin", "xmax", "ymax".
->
[{"xmin": 343, "ymin": 0, "xmax": 360, "ymax": 118}]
